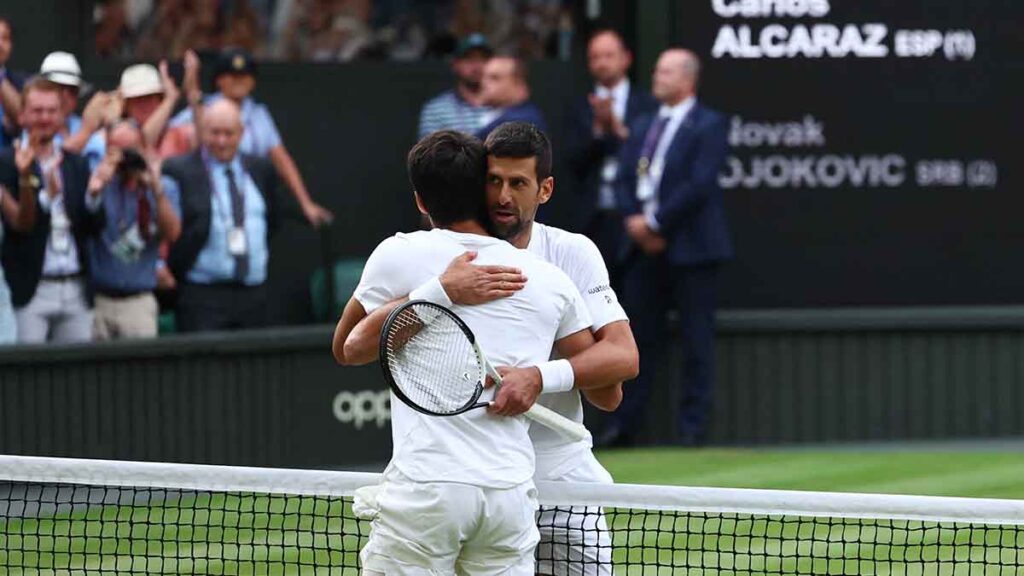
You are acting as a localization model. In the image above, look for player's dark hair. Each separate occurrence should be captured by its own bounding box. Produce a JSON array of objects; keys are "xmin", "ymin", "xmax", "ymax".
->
[
  {"xmin": 407, "ymin": 130, "xmax": 488, "ymax": 226},
  {"xmin": 484, "ymin": 121, "xmax": 552, "ymax": 181}
]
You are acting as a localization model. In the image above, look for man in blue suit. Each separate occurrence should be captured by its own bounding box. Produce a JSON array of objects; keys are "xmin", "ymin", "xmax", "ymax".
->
[
  {"xmin": 564, "ymin": 29, "xmax": 656, "ymax": 281},
  {"xmin": 605, "ymin": 49, "xmax": 733, "ymax": 446},
  {"xmin": 475, "ymin": 56, "xmax": 546, "ymax": 139}
]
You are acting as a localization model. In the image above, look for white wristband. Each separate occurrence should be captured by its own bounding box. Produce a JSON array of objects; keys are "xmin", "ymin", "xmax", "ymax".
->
[
  {"xmin": 538, "ymin": 359, "xmax": 575, "ymax": 394},
  {"xmin": 409, "ymin": 276, "xmax": 453, "ymax": 307}
]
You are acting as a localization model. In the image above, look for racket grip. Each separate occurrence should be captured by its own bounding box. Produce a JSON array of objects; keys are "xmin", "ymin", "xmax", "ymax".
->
[{"xmin": 524, "ymin": 403, "xmax": 592, "ymax": 442}]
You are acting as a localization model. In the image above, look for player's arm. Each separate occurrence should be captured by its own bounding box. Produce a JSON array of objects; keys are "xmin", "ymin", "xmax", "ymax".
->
[
  {"xmin": 576, "ymin": 320, "xmax": 639, "ymax": 388},
  {"xmin": 491, "ymin": 275, "xmax": 596, "ymax": 416},
  {"xmin": 341, "ymin": 295, "xmax": 408, "ymax": 365},
  {"xmin": 573, "ymin": 320, "xmax": 637, "ymax": 411},
  {"xmin": 340, "ymin": 251, "xmax": 527, "ymax": 364},
  {"xmin": 494, "ymin": 322, "xmax": 633, "ymax": 413},
  {"xmin": 489, "ymin": 327, "xmax": 596, "ymax": 417},
  {"xmin": 332, "ymin": 297, "xmax": 369, "ymax": 365}
]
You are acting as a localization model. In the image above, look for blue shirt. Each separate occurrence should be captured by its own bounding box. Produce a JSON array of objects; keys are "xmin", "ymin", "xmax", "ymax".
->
[
  {"xmin": 418, "ymin": 89, "xmax": 493, "ymax": 139},
  {"xmin": 86, "ymin": 176, "xmax": 180, "ymax": 293},
  {"xmin": 171, "ymin": 94, "xmax": 282, "ymax": 158},
  {"xmin": 476, "ymin": 102, "xmax": 548, "ymax": 140},
  {"xmin": 53, "ymin": 115, "xmax": 106, "ymax": 171},
  {"xmin": 164, "ymin": 155, "xmax": 269, "ymax": 285}
]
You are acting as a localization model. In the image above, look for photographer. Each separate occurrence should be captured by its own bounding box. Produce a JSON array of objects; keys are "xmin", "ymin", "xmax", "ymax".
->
[{"xmin": 85, "ymin": 120, "xmax": 180, "ymax": 340}]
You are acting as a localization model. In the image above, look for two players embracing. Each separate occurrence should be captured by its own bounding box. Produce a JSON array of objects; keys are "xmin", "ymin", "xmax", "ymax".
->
[{"xmin": 333, "ymin": 122, "xmax": 639, "ymax": 575}]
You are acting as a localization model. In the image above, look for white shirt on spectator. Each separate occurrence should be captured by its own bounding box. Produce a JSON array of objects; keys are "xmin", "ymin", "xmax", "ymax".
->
[
  {"xmin": 354, "ymin": 228, "xmax": 592, "ymax": 489},
  {"xmin": 595, "ymin": 78, "xmax": 630, "ymax": 210},
  {"xmin": 32, "ymin": 145, "xmax": 81, "ymax": 277}
]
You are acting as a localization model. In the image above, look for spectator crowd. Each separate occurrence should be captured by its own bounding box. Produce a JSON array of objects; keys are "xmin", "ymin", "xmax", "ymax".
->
[
  {"xmin": 4, "ymin": 9, "xmax": 731, "ymax": 447},
  {"xmin": 94, "ymin": 0, "xmax": 575, "ymax": 62},
  {"xmin": 0, "ymin": 14, "xmax": 333, "ymax": 345}
]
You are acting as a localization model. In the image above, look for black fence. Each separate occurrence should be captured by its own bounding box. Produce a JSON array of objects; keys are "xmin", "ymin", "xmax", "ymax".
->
[{"xmin": 3, "ymin": 307, "xmax": 1023, "ymax": 469}]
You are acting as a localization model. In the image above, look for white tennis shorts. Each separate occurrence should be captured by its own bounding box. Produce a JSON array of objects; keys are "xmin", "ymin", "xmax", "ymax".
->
[
  {"xmin": 535, "ymin": 451, "xmax": 614, "ymax": 576},
  {"xmin": 359, "ymin": 468, "xmax": 540, "ymax": 576}
]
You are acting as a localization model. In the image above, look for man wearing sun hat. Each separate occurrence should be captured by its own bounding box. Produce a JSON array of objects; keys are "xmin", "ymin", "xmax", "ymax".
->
[
  {"xmin": 170, "ymin": 48, "xmax": 332, "ymax": 227},
  {"xmin": 120, "ymin": 63, "xmax": 165, "ymax": 127},
  {"xmin": 119, "ymin": 61, "xmax": 191, "ymax": 157},
  {"xmin": 37, "ymin": 51, "xmax": 107, "ymax": 170}
]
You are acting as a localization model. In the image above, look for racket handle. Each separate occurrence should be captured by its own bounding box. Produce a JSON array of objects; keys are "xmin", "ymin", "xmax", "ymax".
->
[{"xmin": 524, "ymin": 403, "xmax": 592, "ymax": 442}]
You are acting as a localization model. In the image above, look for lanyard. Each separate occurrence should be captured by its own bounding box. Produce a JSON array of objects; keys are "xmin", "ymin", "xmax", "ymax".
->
[{"xmin": 113, "ymin": 180, "xmax": 150, "ymax": 231}]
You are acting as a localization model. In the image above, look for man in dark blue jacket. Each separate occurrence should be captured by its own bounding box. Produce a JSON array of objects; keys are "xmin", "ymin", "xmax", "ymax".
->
[
  {"xmin": 564, "ymin": 29, "xmax": 656, "ymax": 279},
  {"xmin": 606, "ymin": 49, "xmax": 733, "ymax": 447},
  {"xmin": 163, "ymin": 99, "xmax": 286, "ymax": 332},
  {"xmin": 475, "ymin": 56, "xmax": 546, "ymax": 139}
]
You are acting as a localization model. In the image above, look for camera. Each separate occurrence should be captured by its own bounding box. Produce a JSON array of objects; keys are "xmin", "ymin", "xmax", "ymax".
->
[{"xmin": 117, "ymin": 148, "xmax": 148, "ymax": 176}]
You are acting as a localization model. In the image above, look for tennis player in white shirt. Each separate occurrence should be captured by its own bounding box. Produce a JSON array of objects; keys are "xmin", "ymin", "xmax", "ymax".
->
[
  {"xmin": 484, "ymin": 122, "xmax": 636, "ymax": 576},
  {"xmin": 341, "ymin": 123, "xmax": 638, "ymax": 575},
  {"xmin": 333, "ymin": 130, "xmax": 596, "ymax": 576}
]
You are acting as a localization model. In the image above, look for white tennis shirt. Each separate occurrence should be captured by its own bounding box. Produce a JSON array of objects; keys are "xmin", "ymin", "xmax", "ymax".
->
[
  {"xmin": 354, "ymin": 229, "xmax": 592, "ymax": 489},
  {"xmin": 527, "ymin": 223, "xmax": 629, "ymax": 479}
]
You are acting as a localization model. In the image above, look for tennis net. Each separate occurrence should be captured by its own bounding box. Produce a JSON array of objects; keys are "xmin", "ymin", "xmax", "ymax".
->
[{"xmin": 1, "ymin": 455, "xmax": 1022, "ymax": 575}]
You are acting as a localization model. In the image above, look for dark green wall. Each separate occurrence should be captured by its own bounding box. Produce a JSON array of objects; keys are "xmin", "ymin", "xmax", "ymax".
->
[{"xmin": 3, "ymin": 309, "xmax": 1023, "ymax": 468}]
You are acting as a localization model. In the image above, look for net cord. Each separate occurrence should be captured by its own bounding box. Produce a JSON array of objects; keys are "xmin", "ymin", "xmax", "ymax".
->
[{"xmin": 1, "ymin": 454, "xmax": 1022, "ymax": 525}]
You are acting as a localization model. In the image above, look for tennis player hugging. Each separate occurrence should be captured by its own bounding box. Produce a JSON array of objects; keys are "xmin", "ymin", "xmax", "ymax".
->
[{"xmin": 333, "ymin": 123, "xmax": 639, "ymax": 576}]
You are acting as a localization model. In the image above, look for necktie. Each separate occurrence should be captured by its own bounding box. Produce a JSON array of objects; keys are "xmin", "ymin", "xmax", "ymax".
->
[
  {"xmin": 639, "ymin": 115, "xmax": 671, "ymax": 165},
  {"xmin": 137, "ymin": 189, "xmax": 151, "ymax": 241},
  {"xmin": 224, "ymin": 166, "xmax": 248, "ymax": 281}
]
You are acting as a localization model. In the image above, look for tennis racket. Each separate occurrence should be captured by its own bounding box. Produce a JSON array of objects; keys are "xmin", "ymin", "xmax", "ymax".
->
[{"xmin": 379, "ymin": 300, "xmax": 591, "ymax": 442}]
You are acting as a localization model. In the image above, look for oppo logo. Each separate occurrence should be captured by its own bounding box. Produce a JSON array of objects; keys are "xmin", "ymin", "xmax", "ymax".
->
[{"xmin": 332, "ymin": 390, "xmax": 391, "ymax": 429}]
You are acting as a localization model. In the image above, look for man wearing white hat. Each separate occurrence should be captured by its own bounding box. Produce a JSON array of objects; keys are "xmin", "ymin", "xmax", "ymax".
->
[
  {"xmin": 120, "ymin": 57, "xmax": 200, "ymax": 159},
  {"xmin": 120, "ymin": 64, "xmax": 164, "ymax": 125},
  {"xmin": 37, "ymin": 51, "xmax": 108, "ymax": 170}
]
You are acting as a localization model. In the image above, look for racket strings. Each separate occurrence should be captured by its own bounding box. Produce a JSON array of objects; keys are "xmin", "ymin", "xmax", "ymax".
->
[{"xmin": 384, "ymin": 304, "xmax": 483, "ymax": 414}]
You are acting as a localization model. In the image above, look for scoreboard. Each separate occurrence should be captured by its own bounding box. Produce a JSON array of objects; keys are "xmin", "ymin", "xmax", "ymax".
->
[{"xmin": 674, "ymin": 0, "xmax": 1022, "ymax": 307}]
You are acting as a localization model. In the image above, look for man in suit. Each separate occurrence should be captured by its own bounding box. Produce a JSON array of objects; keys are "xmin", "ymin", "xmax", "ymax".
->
[
  {"xmin": 605, "ymin": 49, "xmax": 733, "ymax": 446},
  {"xmin": 476, "ymin": 56, "xmax": 546, "ymax": 139},
  {"xmin": 564, "ymin": 29, "xmax": 656, "ymax": 282},
  {"xmin": 0, "ymin": 78, "xmax": 100, "ymax": 343},
  {"xmin": 162, "ymin": 99, "xmax": 285, "ymax": 332}
]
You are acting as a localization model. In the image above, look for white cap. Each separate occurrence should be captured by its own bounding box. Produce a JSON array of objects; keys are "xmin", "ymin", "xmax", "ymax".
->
[
  {"xmin": 119, "ymin": 64, "xmax": 163, "ymax": 98},
  {"xmin": 40, "ymin": 51, "xmax": 83, "ymax": 87}
]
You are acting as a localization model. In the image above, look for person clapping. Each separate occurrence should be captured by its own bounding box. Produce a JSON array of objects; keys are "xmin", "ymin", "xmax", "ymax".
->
[{"xmin": 84, "ymin": 120, "xmax": 180, "ymax": 340}]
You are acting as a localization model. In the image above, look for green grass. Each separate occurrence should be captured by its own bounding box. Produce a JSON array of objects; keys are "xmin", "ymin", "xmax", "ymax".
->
[
  {"xmin": 3, "ymin": 449, "xmax": 1023, "ymax": 574},
  {"xmin": 591, "ymin": 449, "xmax": 1024, "ymax": 574},
  {"xmin": 596, "ymin": 448, "xmax": 1024, "ymax": 499}
]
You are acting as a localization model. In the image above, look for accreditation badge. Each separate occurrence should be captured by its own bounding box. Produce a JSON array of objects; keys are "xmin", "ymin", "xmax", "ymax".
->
[
  {"xmin": 111, "ymin": 225, "xmax": 145, "ymax": 263},
  {"xmin": 636, "ymin": 177, "xmax": 655, "ymax": 202},
  {"xmin": 227, "ymin": 227, "xmax": 248, "ymax": 256},
  {"xmin": 637, "ymin": 157, "xmax": 651, "ymax": 178}
]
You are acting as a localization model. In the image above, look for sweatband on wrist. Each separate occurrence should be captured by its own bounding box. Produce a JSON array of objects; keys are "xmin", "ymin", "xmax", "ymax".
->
[
  {"xmin": 538, "ymin": 359, "xmax": 575, "ymax": 394},
  {"xmin": 409, "ymin": 276, "xmax": 453, "ymax": 307}
]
